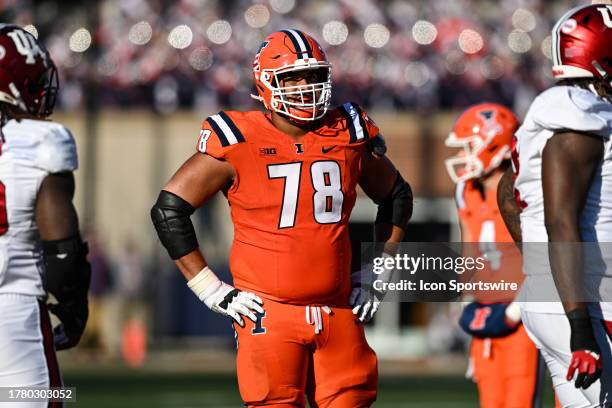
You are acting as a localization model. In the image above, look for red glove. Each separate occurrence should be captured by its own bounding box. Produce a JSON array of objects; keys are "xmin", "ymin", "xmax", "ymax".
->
[{"xmin": 566, "ymin": 309, "xmax": 602, "ymax": 389}]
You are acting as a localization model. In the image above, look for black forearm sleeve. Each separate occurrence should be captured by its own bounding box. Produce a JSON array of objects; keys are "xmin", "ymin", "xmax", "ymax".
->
[
  {"xmin": 151, "ymin": 190, "xmax": 199, "ymax": 260},
  {"xmin": 375, "ymin": 172, "xmax": 413, "ymax": 231},
  {"xmin": 42, "ymin": 235, "xmax": 91, "ymax": 302}
]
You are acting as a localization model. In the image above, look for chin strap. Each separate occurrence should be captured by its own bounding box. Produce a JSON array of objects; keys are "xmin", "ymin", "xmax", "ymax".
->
[{"xmin": 250, "ymin": 93, "xmax": 264, "ymax": 103}]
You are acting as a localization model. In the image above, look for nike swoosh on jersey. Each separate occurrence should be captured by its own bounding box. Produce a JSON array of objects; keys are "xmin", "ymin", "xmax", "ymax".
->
[{"xmin": 321, "ymin": 145, "xmax": 337, "ymax": 154}]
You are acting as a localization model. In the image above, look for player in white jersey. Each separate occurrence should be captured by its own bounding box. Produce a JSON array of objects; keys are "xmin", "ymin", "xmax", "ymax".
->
[
  {"xmin": 0, "ymin": 25, "xmax": 90, "ymax": 407},
  {"xmin": 498, "ymin": 4, "xmax": 612, "ymax": 407}
]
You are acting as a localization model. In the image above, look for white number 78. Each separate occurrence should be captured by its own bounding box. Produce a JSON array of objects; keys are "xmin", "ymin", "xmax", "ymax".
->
[{"xmin": 267, "ymin": 161, "xmax": 344, "ymax": 228}]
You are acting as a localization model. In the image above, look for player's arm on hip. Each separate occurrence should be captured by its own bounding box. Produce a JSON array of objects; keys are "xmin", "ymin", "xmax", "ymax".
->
[
  {"xmin": 359, "ymin": 148, "xmax": 412, "ymax": 246},
  {"xmin": 156, "ymin": 153, "xmax": 235, "ymax": 280},
  {"xmin": 542, "ymin": 131, "xmax": 603, "ymax": 313},
  {"xmin": 153, "ymin": 154, "xmax": 263, "ymax": 326}
]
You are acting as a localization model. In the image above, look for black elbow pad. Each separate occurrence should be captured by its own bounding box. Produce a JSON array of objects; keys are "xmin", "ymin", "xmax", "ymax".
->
[
  {"xmin": 375, "ymin": 173, "xmax": 413, "ymax": 231},
  {"xmin": 42, "ymin": 236, "xmax": 91, "ymax": 302},
  {"xmin": 151, "ymin": 190, "xmax": 199, "ymax": 260}
]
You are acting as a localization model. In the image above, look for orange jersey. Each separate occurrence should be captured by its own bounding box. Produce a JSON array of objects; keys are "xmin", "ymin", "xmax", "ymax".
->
[
  {"xmin": 197, "ymin": 102, "xmax": 378, "ymax": 305},
  {"xmin": 456, "ymin": 179, "xmax": 523, "ymax": 302},
  {"xmin": 456, "ymin": 179, "xmax": 513, "ymax": 243}
]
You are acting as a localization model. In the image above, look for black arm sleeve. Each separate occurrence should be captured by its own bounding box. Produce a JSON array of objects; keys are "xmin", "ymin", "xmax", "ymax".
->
[
  {"xmin": 375, "ymin": 172, "xmax": 413, "ymax": 231},
  {"xmin": 150, "ymin": 190, "xmax": 199, "ymax": 260},
  {"xmin": 42, "ymin": 235, "xmax": 91, "ymax": 302}
]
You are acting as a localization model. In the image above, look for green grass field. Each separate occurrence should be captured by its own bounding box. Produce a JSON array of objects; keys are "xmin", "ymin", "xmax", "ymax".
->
[{"xmin": 62, "ymin": 371, "xmax": 557, "ymax": 407}]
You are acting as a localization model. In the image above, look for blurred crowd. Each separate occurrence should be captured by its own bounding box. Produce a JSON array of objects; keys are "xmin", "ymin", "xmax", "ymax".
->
[{"xmin": 3, "ymin": 0, "xmax": 582, "ymax": 115}]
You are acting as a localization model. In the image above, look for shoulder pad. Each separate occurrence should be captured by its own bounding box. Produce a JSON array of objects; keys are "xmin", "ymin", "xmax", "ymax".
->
[
  {"xmin": 3, "ymin": 120, "xmax": 78, "ymax": 173},
  {"xmin": 14, "ymin": 120, "xmax": 78, "ymax": 173},
  {"xmin": 525, "ymin": 86, "xmax": 612, "ymax": 137},
  {"xmin": 39, "ymin": 123, "xmax": 77, "ymax": 173},
  {"xmin": 196, "ymin": 111, "xmax": 246, "ymax": 159},
  {"xmin": 338, "ymin": 102, "xmax": 379, "ymax": 144}
]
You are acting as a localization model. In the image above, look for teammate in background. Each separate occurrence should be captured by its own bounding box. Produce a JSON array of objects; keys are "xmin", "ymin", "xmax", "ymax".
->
[
  {"xmin": 498, "ymin": 4, "xmax": 612, "ymax": 406},
  {"xmin": 151, "ymin": 30, "xmax": 412, "ymax": 407},
  {"xmin": 0, "ymin": 24, "xmax": 90, "ymax": 404},
  {"xmin": 446, "ymin": 103, "xmax": 547, "ymax": 408}
]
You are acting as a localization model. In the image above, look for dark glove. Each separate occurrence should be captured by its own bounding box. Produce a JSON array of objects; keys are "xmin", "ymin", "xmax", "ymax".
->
[{"xmin": 48, "ymin": 296, "xmax": 88, "ymax": 350}]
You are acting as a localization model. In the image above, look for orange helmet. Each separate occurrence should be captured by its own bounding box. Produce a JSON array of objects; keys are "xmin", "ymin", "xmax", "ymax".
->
[
  {"xmin": 445, "ymin": 103, "xmax": 519, "ymax": 183},
  {"xmin": 251, "ymin": 30, "xmax": 332, "ymax": 122}
]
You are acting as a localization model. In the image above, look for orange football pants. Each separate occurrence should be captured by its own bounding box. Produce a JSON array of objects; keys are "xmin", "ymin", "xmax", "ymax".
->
[
  {"xmin": 234, "ymin": 299, "xmax": 378, "ymax": 407},
  {"xmin": 471, "ymin": 324, "xmax": 547, "ymax": 408}
]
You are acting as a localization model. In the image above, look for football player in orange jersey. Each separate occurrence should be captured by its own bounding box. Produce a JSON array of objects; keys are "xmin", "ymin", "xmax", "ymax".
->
[
  {"xmin": 446, "ymin": 103, "xmax": 549, "ymax": 408},
  {"xmin": 151, "ymin": 30, "xmax": 412, "ymax": 407}
]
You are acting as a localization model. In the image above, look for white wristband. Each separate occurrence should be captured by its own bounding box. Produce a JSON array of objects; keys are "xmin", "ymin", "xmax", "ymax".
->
[{"xmin": 187, "ymin": 266, "xmax": 221, "ymax": 301}]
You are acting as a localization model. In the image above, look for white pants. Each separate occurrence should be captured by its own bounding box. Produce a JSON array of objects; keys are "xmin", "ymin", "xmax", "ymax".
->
[
  {"xmin": 0, "ymin": 294, "xmax": 63, "ymax": 408},
  {"xmin": 521, "ymin": 310, "xmax": 612, "ymax": 407}
]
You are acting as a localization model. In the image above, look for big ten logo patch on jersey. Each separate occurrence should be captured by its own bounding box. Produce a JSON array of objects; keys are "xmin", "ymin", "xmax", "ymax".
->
[
  {"xmin": 252, "ymin": 311, "xmax": 267, "ymax": 335},
  {"xmin": 259, "ymin": 147, "xmax": 277, "ymax": 156}
]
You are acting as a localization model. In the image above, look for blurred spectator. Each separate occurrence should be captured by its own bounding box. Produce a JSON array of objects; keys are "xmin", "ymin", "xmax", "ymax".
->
[
  {"xmin": 5, "ymin": 0, "xmax": 577, "ymax": 114},
  {"xmin": 81, "ymin": 230, "xmax": 114, "ymax": 355},
  {"xmin": 113, "ymin": 238, "xmax": 149, "ymax": 366}
]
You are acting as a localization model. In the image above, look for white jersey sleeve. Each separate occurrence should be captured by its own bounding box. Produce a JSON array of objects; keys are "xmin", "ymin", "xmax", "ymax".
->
[
  {"xmin": 34, "ymin": 122, "xmax": 78, "ymax": 173},
  {"xmin": 522, "ymin": 86, "xmax": 611, "ymax": 148},
  {"xmin": 0, "ymin": 119, "xmax": 79, "ymax": 297}
]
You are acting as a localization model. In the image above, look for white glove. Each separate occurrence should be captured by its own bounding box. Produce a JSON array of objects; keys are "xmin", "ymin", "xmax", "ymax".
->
[
  {"xmin": 187, "ymin": 267, "xmax": 264, "ymax": 327},
  {"xmin": 349, "ymin": 286, "xmax": 381, "ymax": 323},
  {"xmin": 350, "ymin": 253, "xmax": 395, "ymax": 323}
]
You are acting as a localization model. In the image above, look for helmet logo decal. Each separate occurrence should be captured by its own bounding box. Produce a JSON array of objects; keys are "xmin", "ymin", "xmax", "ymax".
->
[
  {"xmin": 256, "ymin": 41, "xmax": 269, "ymax": 55},
  {"xmin": 477, "ymin": 110, "xmax": 502, "ymax": 138},
  {"xmin": 7, "ymin": 29, "xmax": 43, "ymax": 64},
  {"xmin": 597, "ymin": 6, "xmax": 612, "ymax": 28},
  {"xmin": 253, "ymin": 41, "xmax": 269, "ymax": 73}
]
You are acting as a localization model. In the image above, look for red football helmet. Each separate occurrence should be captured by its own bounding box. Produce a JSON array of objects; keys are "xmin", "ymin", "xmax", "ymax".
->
[
  {"xmin": 0, "ymin": 24, "xmax": 58, "ymax": 121},
  {"xmin": 551, "ymin": 4, "xmax": 612, "ymax": 87},
  {"xmin": 445, "ymin": 103, "xmax": 519, "ymax": 183},
  {"xmin": 251, "ymin": 30, "xmax": 331, "ymax": 122}
]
